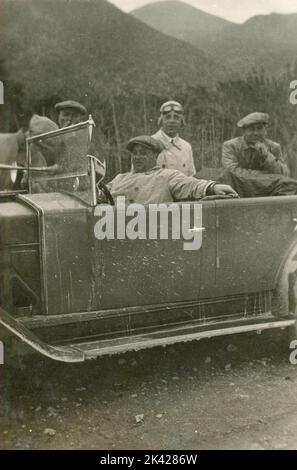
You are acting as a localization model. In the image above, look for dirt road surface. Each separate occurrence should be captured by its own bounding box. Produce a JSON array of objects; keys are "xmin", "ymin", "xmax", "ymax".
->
[{"xmin": 1, "ymin": 329, "xmax": 297, "ymax": 450}]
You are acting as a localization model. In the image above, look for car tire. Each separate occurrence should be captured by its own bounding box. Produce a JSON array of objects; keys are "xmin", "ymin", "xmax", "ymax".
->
[{"xmin": 274, "ymin": 242, "xmax": 297, "ymax": 343}]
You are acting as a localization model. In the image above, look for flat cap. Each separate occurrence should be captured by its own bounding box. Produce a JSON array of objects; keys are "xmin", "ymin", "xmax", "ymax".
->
[
  {"xmin": 237, "ymin": 112, "xmax": 269, "ymax": 128},
  {"xmin": 54, "ymin": 100, "xmax": 87, "ymax": 114},
  {"xmin": 160, "ymin": 100, "xmax": 184, "ymax": 114},
  {"xmin": 127, "ymin": 136, "xmax": 163, "ymax": 153}
]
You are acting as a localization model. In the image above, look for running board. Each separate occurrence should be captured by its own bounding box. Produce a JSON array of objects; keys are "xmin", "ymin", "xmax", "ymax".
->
[
  {"xmin": 0, "ymin": 307, "xmax": 295, "ymax": 362},
  {"xmin": 0, "ymin": 307, "xmax": 84, "ymax": 363},
  {"xmin": 74, "ymin": 319, "xmax": 296, "ymax": 358}
]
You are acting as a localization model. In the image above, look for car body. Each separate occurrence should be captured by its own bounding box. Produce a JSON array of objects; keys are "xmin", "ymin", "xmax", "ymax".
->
[{"xmin": 1, "ymin": 119, "xmax": 297, "ymax": 363}]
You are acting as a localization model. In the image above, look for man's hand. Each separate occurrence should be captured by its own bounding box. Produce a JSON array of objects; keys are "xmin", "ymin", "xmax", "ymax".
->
[
  {"xmin": 253, "ymin": 142, "xmax": 270, "ymax": 167},
  {"xmin": 254, "ymin": 141, "xmax": 269, "ymax": 157},
  {"xmin": 213, "ymin": 184, "xmax": 239, "ymax": 197}
]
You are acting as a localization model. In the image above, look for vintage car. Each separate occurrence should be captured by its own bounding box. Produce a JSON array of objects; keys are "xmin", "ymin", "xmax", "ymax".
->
[{"xmin": 1, "ymin": 117, "xmax": 297, "ymax": 363}]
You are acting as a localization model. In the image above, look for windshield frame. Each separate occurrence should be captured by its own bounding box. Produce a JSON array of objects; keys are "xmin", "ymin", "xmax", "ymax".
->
[{"xmin": 26, "ymin": 115, "xmax": 97, "ymax": 206}]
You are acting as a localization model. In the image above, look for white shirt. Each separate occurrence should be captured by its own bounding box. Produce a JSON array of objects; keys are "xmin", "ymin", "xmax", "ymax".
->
[
  {"xmin": 108, "ymin": 167, "xmax": 212, "ymax": 204},
  {"xmin": 152, "ymin": 129, "xmax": 196, "ymax": 177}
]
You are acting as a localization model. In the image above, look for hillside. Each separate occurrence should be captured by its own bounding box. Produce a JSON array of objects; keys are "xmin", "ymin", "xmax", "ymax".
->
[
  {"xmin": 0, "ymin": 0, "xmax": 226, "ymax": 108},
  {"xmin": 212, "ymin": 13, "xmax": 297, "ymax": 75},
  {"xmin": 132, "ymin": 0, "xmax": 232, "ymax": 49},
  {"xmin": 132, "ymin": 1, "xmax": 297, "ymax": 76}
]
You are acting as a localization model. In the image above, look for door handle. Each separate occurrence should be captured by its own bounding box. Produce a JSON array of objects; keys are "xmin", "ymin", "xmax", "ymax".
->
[{"xmin": 188, "ymin": 227, "xmax": 206, "ymax": 233}]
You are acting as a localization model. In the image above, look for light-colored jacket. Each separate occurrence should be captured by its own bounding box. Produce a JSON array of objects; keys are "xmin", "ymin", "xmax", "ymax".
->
[
  {"xmin": 152, "ymin": 129, "xmax": 196, "ymax": 177},
  {"xmin": 108, "ymin": 167, "xmax": 212, "ymax": 204},
  {"xmin": 222, "ymin": 136, "xmax": 289, "ymax": 177}
]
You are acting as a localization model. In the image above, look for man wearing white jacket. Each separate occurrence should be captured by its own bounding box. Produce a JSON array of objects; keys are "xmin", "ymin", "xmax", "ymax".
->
[{"xmin": 152, "ymin": 101, "xmax": 196, "ymax": 177}]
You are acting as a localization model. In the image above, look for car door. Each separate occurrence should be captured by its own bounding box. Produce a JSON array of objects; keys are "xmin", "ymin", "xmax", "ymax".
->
[
  {"xmin": 198, "ymin": 200, "xmax": 217, "ymax": 300},
  {"xmin": 214, "ymin": 196, "xmax": 296, "ymax": 299},
  {"xmin": 92, "ymin": 201, "xmax": 204, "ymax": 311}
]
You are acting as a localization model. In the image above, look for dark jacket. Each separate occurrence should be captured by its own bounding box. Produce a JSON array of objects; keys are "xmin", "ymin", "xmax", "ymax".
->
[{"xmin": 222, "ymin": 136, "xmax": 289, "ymax": 177}]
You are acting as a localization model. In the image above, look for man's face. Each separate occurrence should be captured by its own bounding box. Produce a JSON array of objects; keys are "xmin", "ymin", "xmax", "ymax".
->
[
  {"xmin": 243, "ymin": 123, "xmax": 267, "ymax": 145},
  {"xmin": 58, "ymin": 109, "xmax": 84, "ymax": 128},
  {"xmin": 161, "ymin": 111, "xmax": 184, "ymax": 138},
  {"xmin": 131, "ymin": 144, "xmax": 157, "ymax": 173}
]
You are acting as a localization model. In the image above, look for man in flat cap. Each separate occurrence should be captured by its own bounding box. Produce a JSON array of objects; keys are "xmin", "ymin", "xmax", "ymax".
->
[
  {"xmin": 54, "ymin": 100, "xmax": 94, "ymax": 176},
  {"xmin": 107, "ymin": 136, "xmax": 237, "ymax": 204},
  {"xmin": 222, "ymin": 112, "xmax": 289, "ymax": 177},
  {"xmin": 152, "ymin": 101, "xmax": 196, "ymax": 177},
  {"xmin": 54, "ymin": 100, "xmax": 87, "ymax": 128}
]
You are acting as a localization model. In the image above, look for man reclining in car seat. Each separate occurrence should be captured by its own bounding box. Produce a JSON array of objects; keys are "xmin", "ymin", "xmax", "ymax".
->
[
  {"xmin": 221, "ymin": 112, "xmax": 297, "ymax": 197},
  {"xmin": 104, "ymin": 136, "xmax": 238, "ymax": 205}
]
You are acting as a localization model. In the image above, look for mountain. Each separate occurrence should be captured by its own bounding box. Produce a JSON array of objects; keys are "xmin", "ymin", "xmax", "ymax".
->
[
  {"xmin": 0, "ymin": 0, "xmax": 226, "ymax": 108},
  {"xmin": 132, "ymin": 1, "xmax": 297, "ymax": 76},
  {"xmin": 132, "ymin": 0, "xmax": 233, "ymax": 49},
  {"xmin": 210, "ymin": 13, "xmax": 297, "ymax": 75}
]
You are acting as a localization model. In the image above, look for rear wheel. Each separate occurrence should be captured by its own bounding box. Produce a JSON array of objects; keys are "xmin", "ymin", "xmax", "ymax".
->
[{"xmin": 274, "ymin": 242, "xmax": 297, "ymax": 344}]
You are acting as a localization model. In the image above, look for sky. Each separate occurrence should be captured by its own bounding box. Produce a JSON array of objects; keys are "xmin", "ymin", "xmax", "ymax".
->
[{"xmin": 108, "ymin": 0, "xmax": 297, "ymax": 23}]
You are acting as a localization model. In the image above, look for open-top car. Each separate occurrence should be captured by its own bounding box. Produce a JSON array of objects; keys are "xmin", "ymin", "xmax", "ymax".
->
[{"xmin": 1, "ymin": 118, "xmax": 297, "ymax": 363}]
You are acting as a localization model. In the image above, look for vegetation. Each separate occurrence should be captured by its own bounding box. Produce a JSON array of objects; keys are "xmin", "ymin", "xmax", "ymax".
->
[{"xmin": 0, "ymin": 0, "xmax": 297, "ymax": 179}]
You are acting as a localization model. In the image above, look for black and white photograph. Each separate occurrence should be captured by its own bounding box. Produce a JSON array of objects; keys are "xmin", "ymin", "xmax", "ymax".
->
[{"xmin": 1, "ymin": 0, "xmax": 297, "ymax": 453}]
